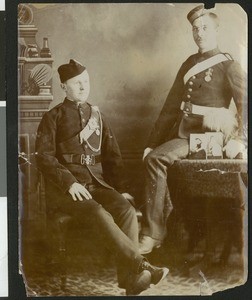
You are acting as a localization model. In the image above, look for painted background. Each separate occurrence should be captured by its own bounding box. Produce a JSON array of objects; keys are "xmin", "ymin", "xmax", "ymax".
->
[{"xmin": 30, "ymin": 3, "xmax": 247, "ymax": 153}]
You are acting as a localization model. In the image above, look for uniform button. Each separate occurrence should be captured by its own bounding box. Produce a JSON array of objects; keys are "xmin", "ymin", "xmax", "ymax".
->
[
  {"xmin": 189, "ymin": 81, "xmax": 193, "ymax": 86},
  {"xmin": 85, "ymin": 145, "xmax": 88, "ymax": 149},
  {"xmin": 187, "ymin": 94, "xmax": 191, "ymax": 99},
  {"xmin": 188, "ymin": 88, "xmax": 192, "ymax": 92},
  {"xmin": 82, "ymin": 118, "xmax": 85, "ymax": 122},
  {"xmin": 192, "ymin": 76, "xmax": 196, "ymax": 79}
]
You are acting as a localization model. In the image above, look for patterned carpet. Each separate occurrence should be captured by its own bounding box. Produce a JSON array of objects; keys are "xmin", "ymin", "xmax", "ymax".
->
[
  {"xmin": 20, "ymin": 230, "xmax": 246, "ymax": 297},
  {"xmin": 24, "ymin": 264, "xmax": 245, "ymax": 297},
  {"xmin": 24, "ymin": 267, "xmax": 245, "ymax": 297}
]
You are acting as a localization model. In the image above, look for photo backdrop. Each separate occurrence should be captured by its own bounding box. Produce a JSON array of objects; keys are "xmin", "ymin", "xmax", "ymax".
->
[{"xmin": 31, "ymin": 3, "xmax": 247, "ymax": 153}]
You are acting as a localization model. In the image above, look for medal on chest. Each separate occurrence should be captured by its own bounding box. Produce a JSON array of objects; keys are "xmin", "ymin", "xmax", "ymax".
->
[
  {"xmin": 88, "ymin": 116, "xmax": 100, "ymax": 136},
  {"xmin": 85, "ymin": 106, "xmax": 103, "ymax": 152},
  {"xmin": 204, "ymin": 68, "xmax": 213, "ymax": 82}
]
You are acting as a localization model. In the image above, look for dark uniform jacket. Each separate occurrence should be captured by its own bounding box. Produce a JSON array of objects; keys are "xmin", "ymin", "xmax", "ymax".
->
[
  {"xmin": 35, "ymin": 98, "xmax": 126, "ymax": 195},
  {"xmin": 147, "ymin": 48, "xmax": 247, "ymax": 149}
]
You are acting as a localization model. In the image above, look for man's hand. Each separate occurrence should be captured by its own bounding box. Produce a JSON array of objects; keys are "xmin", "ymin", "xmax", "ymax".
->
[
  {"xmin": 68, "ymin": 182, "xmax": 92, "ymax": 201},
  {"xmin": 223, "ymin": 139, "xmax": 246, "ymax": 159},
  {"xmin": 143, "ymin": 147, "xmax": 153, "ymax": 160},
  {"xmin": 121, "ymin": 193, "xmax": 136, "ymax": 207}
]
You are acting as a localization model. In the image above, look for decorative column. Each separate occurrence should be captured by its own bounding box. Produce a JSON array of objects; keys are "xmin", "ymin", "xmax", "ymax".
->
[{"xmin": 18, "ymin": 4, "xmax": 53, "ymax": 226}]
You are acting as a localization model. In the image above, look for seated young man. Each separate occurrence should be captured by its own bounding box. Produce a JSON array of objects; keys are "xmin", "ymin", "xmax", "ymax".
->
[
  {"xmin": 35, "ymin": 59, "xmax": 169, "ymax": 295},
  {"xmin": 139, "ymin": 5, "xmax": 247, "ymax": 255}
]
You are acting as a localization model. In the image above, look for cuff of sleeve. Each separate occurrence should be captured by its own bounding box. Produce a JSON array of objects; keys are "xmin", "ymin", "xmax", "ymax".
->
[
  {"xmin": 146, "ymin": 143, "xmax": 157, "ymax": 149},
  {"xmin": 115, "ymin": 185, "xmax": 127, "ymax": 194},
  {"xmin": 62, "ymin": 177, "xmax": 78, "ymax": 194},
  {"xmin": 230, "ymin": 135, "xmax": 247, "ymax": 148}
]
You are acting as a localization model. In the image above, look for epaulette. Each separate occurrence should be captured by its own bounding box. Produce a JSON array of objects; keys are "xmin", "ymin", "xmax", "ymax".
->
[{"xmin": 223, "ymin": 53, "xmax": 233, "ymax": 61}]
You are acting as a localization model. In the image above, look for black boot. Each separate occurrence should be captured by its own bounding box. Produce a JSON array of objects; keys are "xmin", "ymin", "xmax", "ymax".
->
[{"xmin": 125, "ymin": 270, "xmax": 151, "ymax": 295}]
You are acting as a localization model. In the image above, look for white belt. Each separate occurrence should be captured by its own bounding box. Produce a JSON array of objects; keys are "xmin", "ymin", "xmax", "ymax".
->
[{"xmin": 180, "ymin": 101, "xmax": 224, "ymax": 116}]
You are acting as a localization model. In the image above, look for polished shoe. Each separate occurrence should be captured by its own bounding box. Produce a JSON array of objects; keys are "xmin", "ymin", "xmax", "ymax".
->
[
  {"xmin": 140, "ymin": 261, "xmax": 169, "ymax": 285},
  {"xmin": 125, "ymin": 270, "xmax": 151, "ymax": 295},
  {"xmin": 139, "ymin": 235, "xmax": 162, "ymax": 254}
]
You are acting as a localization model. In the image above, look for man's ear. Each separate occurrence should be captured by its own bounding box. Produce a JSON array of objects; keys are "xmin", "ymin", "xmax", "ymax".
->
[{"xmin": 61, "ymin": 83, "xmax": 67, "ymax": 91}]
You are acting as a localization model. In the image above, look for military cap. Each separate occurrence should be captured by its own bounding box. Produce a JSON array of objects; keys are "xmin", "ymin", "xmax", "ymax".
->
[
  {"xmin": 58, "ymin": 59, "xmax": 86, "ymax": 83},
  {"xmin": 187, "ymin": 4, "xmax": 216, "ymax": 25}
]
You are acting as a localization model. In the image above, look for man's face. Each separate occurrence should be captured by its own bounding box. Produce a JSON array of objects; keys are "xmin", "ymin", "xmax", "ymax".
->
[
  {"xmin": 192, "ymin": 15, "xmax": 218, "ymax": 52},
  {"xmin": 62, "ymin": 70, "xmax": 90, "ymax": 103}
]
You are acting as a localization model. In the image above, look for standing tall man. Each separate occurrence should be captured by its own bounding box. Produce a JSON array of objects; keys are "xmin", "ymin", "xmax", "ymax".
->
[
  {"xmin": 35, "ymin": 59, "xmax": 168, "ymax": 295},
  {"xmin": 139, "ymin": 5, "xmax": 247, "ymax": 254}
]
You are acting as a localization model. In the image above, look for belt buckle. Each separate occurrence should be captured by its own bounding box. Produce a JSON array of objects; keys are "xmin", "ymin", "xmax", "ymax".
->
[
  {"xmin": 81, "ymin": 154, "xmax": 95, "ymax": 165},
  {"xmin": 80, "ymin": 154, "xmax": 86, "ymax": 165},
  {"xmin": 183, "ymin": 101, "xmax": 192, "ymax": 114}
]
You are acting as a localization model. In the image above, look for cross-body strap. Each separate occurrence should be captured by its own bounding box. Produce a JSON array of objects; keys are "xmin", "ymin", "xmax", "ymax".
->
[
  {"xmin": 57, "ymin": 105, "xmax": 102, "ymax": 152},
  {"xmin": 183, "ymin": 53, "xmax": 230, "ymax": 84},
  {"xmin": 79, "ymin": 106, "xmax": 102, "ymax": 142}
]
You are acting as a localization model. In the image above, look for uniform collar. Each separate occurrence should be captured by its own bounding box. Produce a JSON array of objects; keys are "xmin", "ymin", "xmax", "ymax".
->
[
  {"xmin": 196, "ymin": 47, "xmax": 221, "ymax": 62},
  {"xmin": 63, "ymin": 98, "xmax": 90, "ymax": 109}
]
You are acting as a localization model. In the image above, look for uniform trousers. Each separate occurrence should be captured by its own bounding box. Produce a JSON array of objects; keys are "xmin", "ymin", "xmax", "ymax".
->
[
  {"xmin": 141, "ymin": 138, "xmax": 189, "ymax": 241},
  {"xmin": 46, "ymin": 184, "xmax": 144, "ymax": 288}
]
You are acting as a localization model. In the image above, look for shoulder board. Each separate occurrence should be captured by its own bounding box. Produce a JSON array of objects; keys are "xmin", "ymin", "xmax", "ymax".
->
[{"xmin": 223, "ymin": 53, "xmax": 233, "ymax": 61}]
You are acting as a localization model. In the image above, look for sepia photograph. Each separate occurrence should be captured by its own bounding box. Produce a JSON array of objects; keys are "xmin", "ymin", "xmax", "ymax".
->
[
  {"xmin": 189, "ymin": 133, "xmax": 207, "ymax": 159},
  {"xmin": 205, "ymin": 132, "xmax": 224, "ymax": 159},
  {"xmin": 17, "ymin": 3, "xmax": 248, "ymax": 296}
]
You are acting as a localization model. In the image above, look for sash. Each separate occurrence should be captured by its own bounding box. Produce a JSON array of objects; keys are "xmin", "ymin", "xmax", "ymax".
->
[
  {"xmin": 79, "ymin": 106, "xmax": 103, "ymax": 152},
  {"xmin": 58, "ymin": 105, "xmax": 102, "ymax": 152},
  {"xmin": 183, "ymin": 53, "xmax": 230, "ymax": 84},
  {"xmin": 80, "ymin": 106, "xmax": 102, "ymax": 142}
]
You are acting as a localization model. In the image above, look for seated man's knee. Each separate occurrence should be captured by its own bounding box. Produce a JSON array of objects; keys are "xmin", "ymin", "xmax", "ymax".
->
[
  {"xmin": 144, "ymin": 152, "xmax": 160, "ymax": 166},
  {"xmin": 145, "ymin": 148, "xmax": 182, "ymax": 167},
  {"xmin": 81, "ymin": 200, "xmax": 104, "ymax": 216},
  {"xmin": 118, "ymin": 197, "xmax": 136, "ymax": 215},
  {"xmin": 125, "ymin": 202, "xmax": 136, "ymax": 216},
  {"xmin": 145, "ymin": 151, "xmax": 173, "ymax": 167}
]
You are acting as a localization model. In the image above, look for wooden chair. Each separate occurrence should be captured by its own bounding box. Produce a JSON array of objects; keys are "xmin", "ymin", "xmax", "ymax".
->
[{"xmin": 46, "ymin": 197, "xmax": 143, "ymax": 291}]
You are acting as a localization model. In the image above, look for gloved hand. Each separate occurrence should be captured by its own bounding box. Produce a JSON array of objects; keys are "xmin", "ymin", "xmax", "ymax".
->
[
  {"xmin": 223, "ymin": 139, "xmax": 246, "ymax": 159},
  {"xmin": 142, "ymin": 147, "xmax": 153, "ymax": 160}
]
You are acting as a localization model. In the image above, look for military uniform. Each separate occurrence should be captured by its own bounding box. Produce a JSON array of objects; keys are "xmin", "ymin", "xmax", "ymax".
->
[
  {"xmin": 36, "ymin": 58, "xmax": 169, "ymax": 295},
  {"xmin": 36, "ymin": 98, "xmax": 144, "ymax": 288},
  {"xmin": 148, "ymin": 48, "xmax": 246, "ymax": 148},
  {"xmin": 36, "ymin": 98, "xmax": 126, "ymax": 195},
  {"xmin": 140, "ymin": 48, "xmax": 247, "ymax": 242}
]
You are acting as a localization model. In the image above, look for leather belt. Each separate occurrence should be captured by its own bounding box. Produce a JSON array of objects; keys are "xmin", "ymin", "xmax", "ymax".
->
[
  {"xmin": 62, "ymin": 153, "xmax": 101, "ymax": 166},
  {"xmin": 180, "ymin": 101, "xmax": 224, "ymax": 116}
]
